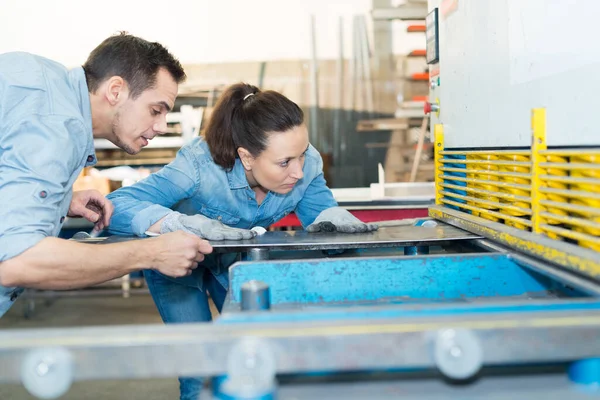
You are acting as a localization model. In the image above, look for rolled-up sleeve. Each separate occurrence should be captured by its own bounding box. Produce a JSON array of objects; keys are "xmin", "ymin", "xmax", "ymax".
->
[
  {"xmin": 294, "ymin": 148, "xmax": 338, "ymax": 228},
  {"xmin": 0, "ymin": 116, "xmax": 83, "ymax": 261},
  {"xmin": 107, "ymin": 147, "xmax": 199, "ymax": 236}
]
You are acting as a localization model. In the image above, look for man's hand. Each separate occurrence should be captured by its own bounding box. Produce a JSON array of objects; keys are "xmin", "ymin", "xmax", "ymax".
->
[
  {"xmin": 148, "ymin": 231, "xmax": 213, "ymax": 277},
  {"xmin": 68, "ymin": 190, "xmax": 114, "ymax": 233},
  {"xmin": 160, "ymin": 212, "xmax": 256, "ymax": 241},
  {"xmin": 306, "ymin": 207, "xmax": 378, "ymax": 233}
]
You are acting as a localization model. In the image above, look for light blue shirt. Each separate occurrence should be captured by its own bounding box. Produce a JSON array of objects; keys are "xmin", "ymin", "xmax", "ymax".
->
[
  {"xmin": 0, "ymin": 52, "xmax": 96, "ymax": 316},
  {"xmin": 107, "ymin": 137, "xmax": 337, "ymax": 288}
]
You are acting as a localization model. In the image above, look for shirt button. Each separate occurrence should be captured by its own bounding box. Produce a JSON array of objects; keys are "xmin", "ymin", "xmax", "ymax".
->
[
  {"xmin": 39, "ymin": 190, "xmax": 47, "ymax": 198},
  {"xmin": 87, "ymin": 155, "xmax": 94, "ymax": 162},
  {"xmin": 60, "ymin": 216, "xmax": 65, "ymax": 223},
  {"xmin": 248, "ymin": 197, "xmax": 252, "ymax": 201},
  {"xmin": 217, "ymin": 216, "xmax": 222, "ymax": 221}
]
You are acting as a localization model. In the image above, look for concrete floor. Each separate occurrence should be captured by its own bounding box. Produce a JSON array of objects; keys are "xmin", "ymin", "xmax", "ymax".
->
[{"xmin": 0, "ymin": 292, "xmax": 193, "ymax": 399}]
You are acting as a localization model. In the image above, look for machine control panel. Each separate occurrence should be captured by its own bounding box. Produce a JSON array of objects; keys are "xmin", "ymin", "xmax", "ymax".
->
[{"xmin": 426, "ymin": 7, "xmax": 439, "ymax": 64}]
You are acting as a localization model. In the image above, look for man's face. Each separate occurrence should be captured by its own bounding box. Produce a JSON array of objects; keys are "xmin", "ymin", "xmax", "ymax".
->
[{"xmin": 112, "ymin": 68, "xmax": 178, "ymax": 155}]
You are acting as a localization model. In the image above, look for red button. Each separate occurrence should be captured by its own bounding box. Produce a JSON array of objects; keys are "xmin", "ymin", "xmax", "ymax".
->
[{"xmin": 424, "ymin": 102, "xmax": 432, "ymax": 114}]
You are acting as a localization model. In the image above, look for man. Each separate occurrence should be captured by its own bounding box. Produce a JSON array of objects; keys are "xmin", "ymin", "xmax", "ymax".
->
[{"xmin": 0, "ymin": 32, "xmax": 212, "ymax": 317}]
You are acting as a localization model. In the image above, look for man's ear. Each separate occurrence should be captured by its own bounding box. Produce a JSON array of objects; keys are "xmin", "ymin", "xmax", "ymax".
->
[
  {"xmin": 105, "ymin": 76, "xmax": 128, "ymax": 106},
  {"xmin": 237, "ymin": 148, "xmax": 254, "ymax": 170}
]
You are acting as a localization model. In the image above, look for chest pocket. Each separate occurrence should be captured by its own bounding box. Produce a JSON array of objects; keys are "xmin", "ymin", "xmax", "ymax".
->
[{"xmin": 199, "ymin": 205, "xmax": 240, "ymax": 226}]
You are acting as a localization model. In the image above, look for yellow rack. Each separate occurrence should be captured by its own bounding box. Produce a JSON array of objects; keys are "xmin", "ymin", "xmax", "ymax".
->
[{"xmin": 431, "ymin": 108, "xmax": 600, "ymax": 279}]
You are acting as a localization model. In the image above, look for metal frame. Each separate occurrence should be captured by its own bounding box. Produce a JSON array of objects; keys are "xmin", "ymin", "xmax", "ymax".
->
[
  {"xmin": 2, "ymin": 307, "xmax": 600, "ymax": 383},
  {"xmin": 431, "ymin": 109, "xmax": 600, "ymax": 281}
]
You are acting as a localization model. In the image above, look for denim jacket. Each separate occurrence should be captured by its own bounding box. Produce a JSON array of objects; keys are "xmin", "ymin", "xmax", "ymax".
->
[
  {"xmin": 107, "ymin": 137, "xmax": 337, "ymax": 288},
  {"xmin": 0, "ymin": 53, "xmax": 96, "ymax": 317}
]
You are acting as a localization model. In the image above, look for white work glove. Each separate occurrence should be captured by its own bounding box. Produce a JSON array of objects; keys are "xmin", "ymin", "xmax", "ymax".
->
[
  {"xmin": 160, "ymin": 212, "xmax": 256, "ymax": 241},
  {"xmin": 306, "ymin": 207, "xmax": 378, "ymax": 233}
]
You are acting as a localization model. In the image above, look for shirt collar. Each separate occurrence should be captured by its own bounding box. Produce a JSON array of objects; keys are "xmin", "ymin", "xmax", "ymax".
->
[
  {"xmin": 68, "ymin": 66, "xmax": 97, "ymax": 167},
  {"xmin": 226, "ymin": 158, "xmax": 249, "ymax": 189}
]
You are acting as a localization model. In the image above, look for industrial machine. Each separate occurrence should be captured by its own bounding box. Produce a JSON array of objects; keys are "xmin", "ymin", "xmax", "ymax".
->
[{"xmin": 1, "ymin": 1, "xmax": 600, "ymax": 399}]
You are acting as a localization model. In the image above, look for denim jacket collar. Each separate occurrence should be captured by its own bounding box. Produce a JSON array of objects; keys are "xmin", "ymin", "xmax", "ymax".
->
[
  {"xmin": 68, "ymin": 67, "xmax": 96, "ymax": 167},
  {"xmin": 226, "ymin": 158, "xmax": 249, "ymax": 189}
]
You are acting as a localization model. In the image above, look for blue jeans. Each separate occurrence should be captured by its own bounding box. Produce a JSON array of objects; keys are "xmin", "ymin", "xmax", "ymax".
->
[{"xmin": 144, "ymin": 266, "xmax": 228, "ymax": 400}]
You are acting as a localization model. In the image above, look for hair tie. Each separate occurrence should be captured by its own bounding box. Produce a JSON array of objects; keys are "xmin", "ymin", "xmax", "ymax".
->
[{"xmin": 243, "ymin": 93, "xmax": 255, "ymax": 101}]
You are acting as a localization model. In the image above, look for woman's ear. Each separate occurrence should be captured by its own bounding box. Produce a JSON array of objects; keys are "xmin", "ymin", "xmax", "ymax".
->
[{"xmin": 237, "ymin": 147, "xmax": 254, "ymax": 170}]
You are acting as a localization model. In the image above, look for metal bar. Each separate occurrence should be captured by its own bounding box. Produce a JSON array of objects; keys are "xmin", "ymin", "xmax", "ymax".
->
[
  {"xmin": 531, "ymin": 108, "xmax": 546, "ymax": 234},
  {"xmin": 439, "ymin": 191, "xmax": 532, "ymax": 215},
  {"xmin": 440, "ymin": 167, "xmax": 531, "ymax": 180},
  {"xmin": 429, "ymin": 205, "xmax": 600, "ymax": 279},
  {"xmin": 347, "ymin": 15, "xmax": 357, "ymax": 125},
  {"xmin": 332, "ymin": 15, "xmax": 344, "ymax": 165},
  {"xmin": 540, "ymin": 224, "xmax": 600, "ymax": 245},
  {"xmin": 439, "ymin": 199, "xmax": 533, "ymax": 227},
  {"xmin": 434, "ymin": 124, "xmax": 444, "ymax": 205},
  {"xmin": 353, "ymin": 15, "xmax": 362, "ymax": 115},
  {"xmin": 439, "ymin": 174, "xmax": 531, "ymax": 191},
  {"xmin": 309, "ymin": 14, "xmax": 321, "ymax": 151},
  {"xmin": 440, "ymin": 150, "xmax": 531, "ymax": 156},
  {"xmin": 539, "ymin": 149, "xmax": 600, "ymax": 156},
  {"xmin": 540, "ymin": 163, "xmax": 600, "ymax": 170},
  {"xmin": 257, "ymin": 61, "xmax": 267, "ymax": 89},
  {"xmin": 2, "ymin": 310, "xmax": 600, "ymax": 382},
  {"xmin": 539, "ymin": 212, "xmax": 600, "ymax": 231},
  {"xmin": 358, "ymin": 15, "xmax": 374, "ymax": 116},
  {"xmin": 539, "ymin": 187, "xmax": 600, "ymax": 201},
  {"xmin": 540, "ymin": 200, "xmax": 600, "ymax": 216},
  {"xmin": 440, "ymin": 159, "xmax": 531, "ymax": 167},
  {"xmin": 441, "ymin": 183, "xmax": 531, "ymax": 203},
  {"xmin": 540, "ymin": 175, "xmax": 600, "ymax": 186}
]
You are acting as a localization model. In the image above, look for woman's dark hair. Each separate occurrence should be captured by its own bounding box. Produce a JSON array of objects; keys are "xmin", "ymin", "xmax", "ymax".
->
[
  {"xmin": 83, "ymin": 32, "xmax": 186, "ymax": 99},
  {"xmin": 204, "ymin": 83, "xmax": 304, "ymax": 170}
]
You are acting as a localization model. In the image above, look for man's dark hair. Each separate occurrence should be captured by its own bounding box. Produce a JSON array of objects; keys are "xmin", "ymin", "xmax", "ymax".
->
[
  {"xmin": 204, "ymin": 83, "xmax": 304, "ymax": 170},
  {"xmin": 82, "ymin": 32, "xmax": 186, "ymax": 99}
]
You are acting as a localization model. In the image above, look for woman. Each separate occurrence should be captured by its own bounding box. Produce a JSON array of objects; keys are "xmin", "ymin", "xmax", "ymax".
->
[{"xmin": 107, "ymin": 83, "xmax": 377, "ymax": 399}]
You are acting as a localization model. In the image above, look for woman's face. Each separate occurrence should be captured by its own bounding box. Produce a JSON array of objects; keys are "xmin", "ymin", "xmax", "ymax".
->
[{"xmin": 239, "ymin": 125, "xmax": 309, "ymax": 194}]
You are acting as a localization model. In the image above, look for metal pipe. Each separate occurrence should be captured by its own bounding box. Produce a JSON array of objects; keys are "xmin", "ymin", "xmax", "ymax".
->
[
  {"xmin": 539, "ymin": 163, "xmax": 600, "ymax": 170},
  {"xmin": 441, "ymin": 150, "xmax": 531, "ymax": 156},
  {"xmin": 440, "ymin": 173, "xmax": 532, "ymax": 187},
  {"xmin": 540, "ymin": 175, "xmax": 600, "ymax": 185},
  {"xmin": 540, "ymin": 224, "xmax": 600, "ymax": 244},
  {"xmin": 440, "ymin": 168, "xmax": 531, "ymax": 180},
  {"xmin": 241, "ymin": 280, "xmax": 271, "ymax": 311},
  {"xmin": 247, "ymin": 248, "xmax": 270, "ymax": 261},
  {"xmin": 309, "ymin": 14, "xmax": 321, "ymax": 151},
  {"xmin": 539, "ymin": 149, "xmax": 600, "ymax": 156},
  {"xmin": 440, "ymin": 159, "xmax": 532, "ymax": 167},
  {"xmin": 439, "ymin": 199, "xmax": 534, "ymax": 227},
  {"xmin": 440, "ymin": 191, "xmax": 533, "ymax": 215},
  {"xmin": 540, "ymin": 200, "xmax": 600, "ymax": 216},
  {"xmin": 332, "ymin": 16, "xmax": 344, "ymax": 165},
  {"xmin": 358, "ymin": 15, "xmax": 374, "ymax": 117},
  {"xmin": 441, "ymin": 183, "xmax": 532, "ymax": 203}
]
